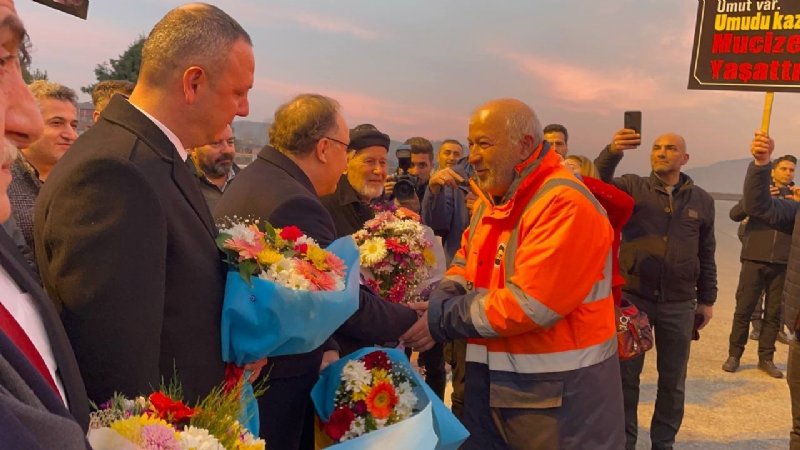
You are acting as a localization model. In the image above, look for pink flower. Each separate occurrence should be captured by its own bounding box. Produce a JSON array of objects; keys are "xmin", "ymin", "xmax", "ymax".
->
[
  {"xmin": 141, "ymin": 424, "xmax": 180, "ymax": 450},
  {"xmin": 296, "ymin": 260, "xmax": 337, "ymax": 291},
  {"xmin": 325, "ymin": 253, "xmax": 346, "ymax": 277},
  {"xmin": 225, "ymin": 237, "xmax": 265, "ymax": 261}
]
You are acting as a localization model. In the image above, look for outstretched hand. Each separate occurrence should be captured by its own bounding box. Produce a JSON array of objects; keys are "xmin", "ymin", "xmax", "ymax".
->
[
  {"xmin": 751, "ymin": 130, "xmax": 774, "ymax": 166},
  {"xmin": 610, "ymin": 128, "xmax": 641, "ymax": 154}
]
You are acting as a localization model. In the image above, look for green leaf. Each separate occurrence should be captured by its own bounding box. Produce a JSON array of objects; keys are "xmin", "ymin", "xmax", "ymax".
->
[
  {"xmin": 215, "ymin": 233, "xmax": 232, "ymax": 251},
  {"xmin": 264, "ymin": 222, "xmax": 276, "ymax": 241},
  {"xmin": 239, "ymin": 260, "xmax": 257, "ymax": 286}
]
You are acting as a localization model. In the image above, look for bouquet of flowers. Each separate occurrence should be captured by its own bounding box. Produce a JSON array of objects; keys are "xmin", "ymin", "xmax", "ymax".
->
[
  {"xmin": 321, "ymin": 350, "xmax": 419, "ymax": 443},
  {"xmin": 216, "ymin": 216, "xmax": 360, "ymax": 361},
  {"xmin": 353, "ymin": 209, "xmax": 439, "ymax": 304},
  {"xmin": 87, "ymin": 379, "xmax": 264, "ymax": 450},
  {"xmin": 217, "ymin": 218, "xmax": 346, "ymax": 291},
  {"xmin": 217, "ymin": 216, "xmax": 361, "ymax": 434},
  {"xmin": 312, "ymin": 347, "xmax": 469, "ymax": 450}
]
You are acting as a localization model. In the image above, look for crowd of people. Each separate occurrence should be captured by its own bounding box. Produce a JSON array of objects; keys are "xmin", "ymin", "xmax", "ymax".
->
[{"xmin": 1, "ymin": 1, "xmax": 800, "ymax": 450}]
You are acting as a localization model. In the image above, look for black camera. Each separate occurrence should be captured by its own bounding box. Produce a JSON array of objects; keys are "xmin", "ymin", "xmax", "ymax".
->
[{"xmin": 392, "ymin": 144, "xmax": 418, "ymax": 202}]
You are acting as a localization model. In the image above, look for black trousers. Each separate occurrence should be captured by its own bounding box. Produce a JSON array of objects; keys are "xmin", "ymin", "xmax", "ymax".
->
[
  {"xmin": 788, "ymin": 340, "xmax": 800, "ymax": 449},
  {"xmin": 257, "ymin": 371, "xmax": 318, "ymax": 450},
  {"xmin": 619, "ymin": 297, "xmax": 695, "ymax": 450},
  {"xmin": 405, "ymin": 343, "xmax": 447, "ymax": 399},
  {"xmin": 729, "ymin": 260, "xmax": 785, "ymax": 360},
  {"xmin": 444, "ymin": 339, "xmax": 467, "ymax": 419}
]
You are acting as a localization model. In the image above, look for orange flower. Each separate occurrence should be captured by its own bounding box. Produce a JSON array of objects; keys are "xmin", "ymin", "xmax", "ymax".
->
[{"xmin": 365, "ymin": 380, "xmax": 398, "ymax": 420}]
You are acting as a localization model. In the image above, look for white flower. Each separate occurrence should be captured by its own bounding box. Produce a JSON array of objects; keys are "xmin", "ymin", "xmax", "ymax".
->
[
  {"xmin": 341, "ymin": 360, "xmax": 372, "ymax": 394},
  {"xmin": 223, "ymin": 222, "xmax": 257, "ymax": 243},
  {"xmin": 395, "ymin": 381, "xmax": 418, "ymax": 418},
  {"xmin": 294, "ymin": 235, "xmax": 318, "ymax": 248},
  {"xmin": 341, "ymin": 416, "xmax": 367, "ymax": 441},
  {"xmin": 178, "ymin": 426, "xmax": 224, "ymax": 450}
]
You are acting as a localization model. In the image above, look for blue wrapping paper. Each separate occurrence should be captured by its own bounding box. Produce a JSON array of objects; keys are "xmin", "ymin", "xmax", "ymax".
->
[
  {"xmin": 221, "ymin": 236, "xmax": 361, "ymax": 363},
  {"xmin": 311, "ymin": 347, "xmax": 469, "ymax": 450},
  {"xmin": 220, "ymin": 236, "xmax": 361, "ymax": 435}
]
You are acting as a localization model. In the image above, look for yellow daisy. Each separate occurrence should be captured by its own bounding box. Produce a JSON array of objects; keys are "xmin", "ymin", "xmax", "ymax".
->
[{"xmin": 359, "ymin": 238, "xmax": 387, "ymax": 266}]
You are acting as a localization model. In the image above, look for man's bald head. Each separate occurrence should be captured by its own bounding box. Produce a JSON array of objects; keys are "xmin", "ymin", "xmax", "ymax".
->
[{"xmin": 470, "ymin": 98, "xmax": 543, "ymax": 148}]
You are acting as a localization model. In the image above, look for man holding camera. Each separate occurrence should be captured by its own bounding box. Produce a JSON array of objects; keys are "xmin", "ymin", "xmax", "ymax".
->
[{"xmin": 384, "ymin": 137, "xmax": 434, "ymax": 210}]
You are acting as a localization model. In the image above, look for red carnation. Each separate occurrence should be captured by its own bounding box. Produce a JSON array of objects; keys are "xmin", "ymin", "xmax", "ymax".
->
[
  {"xmin": 279, "ymin": 225, "xmax": 304, "ymax": 241},
  {"xmin": 148, "ymin": 391, "xmax": 196, "ymax": 423},
  {"xmin": 324, "ymin": 406, "xmax": 355, "ymax": 441},
  {"xmin": 295, "ymin": 243, "xmax": 308, "ymax": 254},
  {"xmin": 362, "ymin": 350, "xmax": 393, "ymax": 371}
]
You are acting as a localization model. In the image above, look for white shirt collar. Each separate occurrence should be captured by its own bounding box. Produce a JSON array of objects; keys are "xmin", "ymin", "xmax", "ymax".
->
[{"xmin": 129, "ymin": 102, "xmax": 188, "ymax": 162}]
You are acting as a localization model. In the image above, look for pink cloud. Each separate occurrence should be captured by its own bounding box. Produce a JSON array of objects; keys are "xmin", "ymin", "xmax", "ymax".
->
[
  {"xmin": 237, "ymin": 2, "xmax": 383, "ymax": 40},
  {"xmin": 252, "ymin": 77, "xmax": 466, "ymax": 140}
]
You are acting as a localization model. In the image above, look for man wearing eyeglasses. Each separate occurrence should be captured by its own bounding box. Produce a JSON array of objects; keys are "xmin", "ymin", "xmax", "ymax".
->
[{"xmin": 188, "ymin": 124, "xmax": 240, "ymax": 211}]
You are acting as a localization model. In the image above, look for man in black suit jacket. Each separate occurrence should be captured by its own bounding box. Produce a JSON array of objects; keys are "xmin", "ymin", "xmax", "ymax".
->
[
  {"xmin": 215, "ymin": 94, "xmax": 418, "ymax": 449},
  {"xmin": 34, "ymin": 4, "xmax": 256, "ymax": 406},
  {"xmin": 0, "ymin": 2, "xmax": 89, "ymax": 445}
]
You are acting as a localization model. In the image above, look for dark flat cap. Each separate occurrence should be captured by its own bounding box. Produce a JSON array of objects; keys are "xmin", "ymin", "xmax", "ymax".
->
[{"xmin": 349, "ymin": 123, "xmax": 390, "ymax": 152}]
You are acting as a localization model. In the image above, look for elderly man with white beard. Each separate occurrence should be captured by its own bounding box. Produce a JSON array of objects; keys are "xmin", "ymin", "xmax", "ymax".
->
[{"xmin": 321, "ymin": 123, "xmax": 392, "ymax": 236}]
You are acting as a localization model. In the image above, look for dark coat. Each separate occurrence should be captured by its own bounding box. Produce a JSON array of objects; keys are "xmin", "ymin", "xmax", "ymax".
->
[
  {"xmin": 0, "ymin": 332, "xmax": 89, "ymax": 450},
  {"xmin": 742, "ymin": 161, "xmax": 800, "ymax": 331},
  {"xmin": 595, "ymin": 147, "xmax": 718, "ymax": 305},
  {"xmin": 0, "ymin": 228, "xmax": 89, "ymax": 432},
  {"xmin": 730, "ymin": 196, "xmax": 792, "ymax": 264},
  {"xmin": 320, "ymin": 175, "xmax": 375, "ymax": 238},
  {"xmin": 34, "ymin": 95, "xmax": 226, "ymax": 406}
]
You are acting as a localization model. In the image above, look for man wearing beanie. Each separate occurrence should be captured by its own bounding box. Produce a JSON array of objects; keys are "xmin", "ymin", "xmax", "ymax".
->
[{"xmin": 321, "ymin": 123, "xmax": 390, "ymax": 236}]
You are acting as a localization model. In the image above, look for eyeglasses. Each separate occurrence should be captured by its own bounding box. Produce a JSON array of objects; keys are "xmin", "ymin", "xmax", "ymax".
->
[{"xmin": 324, "ymin": 136, "xmax": 350, "ymax": 149}]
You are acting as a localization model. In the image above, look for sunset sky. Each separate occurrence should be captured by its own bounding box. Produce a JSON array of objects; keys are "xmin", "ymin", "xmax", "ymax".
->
[{"xmin": 16, "ymin": 0, "xmax": 800, "ymax": 173}]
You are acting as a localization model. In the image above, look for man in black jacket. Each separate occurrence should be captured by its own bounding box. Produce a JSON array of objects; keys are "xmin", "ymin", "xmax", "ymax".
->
[
  {"xmin": 215, "ymin": 94, "xmax": 418, "ymax": 449},
  {"xmin": 595, "ymin": 129, "xmax": 717, "ymax": 450},
  {"xmin": 724, "ymin": 155, "xmax": 795, "ymax": 378},
  {"xmin": 35, "ymin": 4, "xmax": 255, "ymax": 406},
  {"xmin": 744, "ymin": 132, "xmax": 800, "ymax": 448}
]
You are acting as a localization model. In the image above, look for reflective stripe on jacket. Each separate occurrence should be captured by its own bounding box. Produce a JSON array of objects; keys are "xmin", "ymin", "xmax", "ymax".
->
[{"xmin": 429, "ymin": 143, "xmax": 617, "ymax": 374}]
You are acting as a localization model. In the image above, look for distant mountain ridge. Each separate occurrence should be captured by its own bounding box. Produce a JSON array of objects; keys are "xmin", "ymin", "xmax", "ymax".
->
[{"xmin": 684, "ymin": 158, "xmax": 751, "ymax": 195}]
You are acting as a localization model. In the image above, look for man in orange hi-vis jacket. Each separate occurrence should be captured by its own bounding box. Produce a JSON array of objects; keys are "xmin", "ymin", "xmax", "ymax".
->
[{"xmin": 401, "ymin": 98, "xmax": 624, "ymax": 449}]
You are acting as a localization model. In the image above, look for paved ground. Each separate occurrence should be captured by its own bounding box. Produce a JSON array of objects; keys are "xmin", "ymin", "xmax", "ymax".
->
[{"xmin": 442, "ymin": 200, "xmax": 793, "ymax": 448}]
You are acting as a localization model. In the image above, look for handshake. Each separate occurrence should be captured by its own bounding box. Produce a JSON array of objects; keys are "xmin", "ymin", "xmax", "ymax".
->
[{"xmin": 400, "ymin": 301, "xmax": 435, "ymax": 352}]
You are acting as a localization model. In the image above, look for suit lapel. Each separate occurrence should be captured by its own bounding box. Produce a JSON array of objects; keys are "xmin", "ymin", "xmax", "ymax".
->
[
  {"xmin": 172, "ymin": 156, "xmax": 217, "ymax": 238},
  {"xmin": 0, "ymin": 232, "xmax": 89, "ymax": 429},
  {"xmin": 101, "ymin": 96, "xmax": 217, "ymax": 239}
]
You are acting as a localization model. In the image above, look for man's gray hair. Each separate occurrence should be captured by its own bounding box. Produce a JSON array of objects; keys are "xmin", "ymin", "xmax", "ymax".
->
[
  {"xmin": 139, "ymin": 3, "xmax": 251, "ymax": 86},
  {"xmin": 269, "ymin": 94, "xmax": 341, "ymax": 157},
  {"xmin": 506, "ymin": 102, "xmax": 543, "ymax": 147},
  {"xmin": 28, "ymin": 80, "xmax": 77, "ymax": 106}
]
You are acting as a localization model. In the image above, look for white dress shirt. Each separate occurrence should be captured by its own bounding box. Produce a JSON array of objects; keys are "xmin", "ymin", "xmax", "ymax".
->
[
  {"xmin": 130, "ymin": 102, "xmax": 188, "ymax": 162},
  {"xmin": 0, "ymin": 265, "xmax": 67, "ymax": 406}
]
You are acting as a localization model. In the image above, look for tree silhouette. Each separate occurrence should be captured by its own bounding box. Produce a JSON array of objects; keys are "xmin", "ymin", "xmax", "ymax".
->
[{"xmin": 81, "ymin": 36, "xmax": 144, "ymax": 94}]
